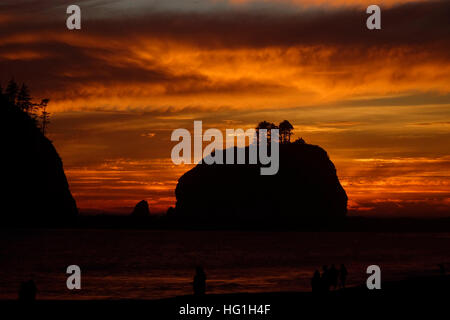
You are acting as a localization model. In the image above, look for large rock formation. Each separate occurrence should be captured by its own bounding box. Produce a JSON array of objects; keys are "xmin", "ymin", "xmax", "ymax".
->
[
  {"xmin": 174, "ymin": 141, "xmax": 347, "ymax": 226},
  {"xmin": 0, "ymin": 98, "xmax": 77, "ymax": 225}
]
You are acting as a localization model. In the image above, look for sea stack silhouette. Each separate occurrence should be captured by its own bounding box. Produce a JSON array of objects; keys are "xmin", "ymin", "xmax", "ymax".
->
[
  {"xmin": 174, "ymin": 140, "xmax": 347, "ymax": 226},
  {"xmin": 131, "ymin": 200, "xmax": 151, "ymax": 217},
  {"xmin": 1, "ymin": 89, "xmax": 77, "ymax": 225}
]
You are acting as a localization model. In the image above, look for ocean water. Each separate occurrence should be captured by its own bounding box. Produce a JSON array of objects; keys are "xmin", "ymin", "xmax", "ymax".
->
[{"xmin": 0, "ymin": 230, "xmax": 449, "ymax": 300}]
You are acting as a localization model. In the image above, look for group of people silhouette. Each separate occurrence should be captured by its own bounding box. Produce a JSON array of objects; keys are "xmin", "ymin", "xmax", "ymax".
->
[
  {"xmin": 311, "ymin": 264, "xmax": 347, "ymax": 293},
  {"xmin": 192, "ymin": 265, "xmax": 348, "ymax": 296},
  {"xmin": 17, "ymin": 263, "xmax": 449, "ymax": 300},
  {"xmin": 18, "ymin": 265, "xmax": 347, "ymax": 301}
]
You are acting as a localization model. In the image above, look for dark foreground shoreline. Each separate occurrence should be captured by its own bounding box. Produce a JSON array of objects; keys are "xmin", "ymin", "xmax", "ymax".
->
[{"xmin": 3, "ymin": 275, "xmax": 449, "ymax": 318}]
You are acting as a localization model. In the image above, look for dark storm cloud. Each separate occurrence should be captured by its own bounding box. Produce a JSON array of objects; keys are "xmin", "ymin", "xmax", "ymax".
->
[{"xmin": 2, "ymin": 1, "xmax": 450, "ymax": 48}]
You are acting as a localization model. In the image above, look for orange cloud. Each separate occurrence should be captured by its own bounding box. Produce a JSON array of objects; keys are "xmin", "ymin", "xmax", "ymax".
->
[{"xmin": 2, "ymin": 1, "xmax": 449, "ymax": 112}]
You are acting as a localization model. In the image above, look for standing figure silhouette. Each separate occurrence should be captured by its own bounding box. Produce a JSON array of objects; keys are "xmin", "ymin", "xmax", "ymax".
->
[
  {"xmin": 438, "ymin": 263, "xmax": 446, "ymax": 276},
  {"xmin": 321, "ymin": 265, "xmax": 330, "ymax": 292},
  {"xmin": 193, "ymin": 266, "xmax": 207, "ymax": 295},
  {"xmin": 311, "ymin": 270, "xmax": 321, "ymax": 293},
  {"xmin": 339, "ymin": 264, "xmax": 348, "ymax": 289},
  {"xmin": 329, "ymin": 264, "xmax": 339, "ymax": 290},
  {"xmin": 18, "ymin": 279, "xmax": 37, "ymax": 302}
]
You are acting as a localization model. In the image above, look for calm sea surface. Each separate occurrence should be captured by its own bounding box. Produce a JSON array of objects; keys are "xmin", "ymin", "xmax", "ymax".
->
[{"xmin": 1, "ymin": 230, "xmax": 449, "ymax": 300}]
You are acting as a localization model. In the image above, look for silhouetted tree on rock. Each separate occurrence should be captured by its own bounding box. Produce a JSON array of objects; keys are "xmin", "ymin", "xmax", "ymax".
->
[
  {"xmin": 279, "ymin": 120, "xmax": 294, "ymax": 144},
  {"xmin": 294, "ymin": 137, "xmax": 305, "ymax": 144},
  {"xmin": 17, "ymin": 83, "xmax": 32, "ymax": 113},
  {"xmin": 38, "ymin": 99, "xmax": 50, "ymax": 135},
  {"xmin": 5, "ymin": 78, "xmax": 19, "ymax": 104},
  {"xmin": 256, "ymin": 121, "xmax": 278, "ymax": 144}
]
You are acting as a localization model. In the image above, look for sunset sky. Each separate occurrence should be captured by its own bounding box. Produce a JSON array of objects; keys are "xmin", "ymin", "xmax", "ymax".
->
[{"xmin": 1, "ymin": 0, "xmax": 449, "ymax": 216}]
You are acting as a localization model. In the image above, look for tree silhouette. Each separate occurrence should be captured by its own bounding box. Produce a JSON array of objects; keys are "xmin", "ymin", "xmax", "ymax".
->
[
  {"xmin": 294, "ymin": 137, "xmax": 306, "ymax": 144},
  {"xmin": 5, "ymin": 78, "xmax": 19, "ymax": 104},
  {"xmin": 39, "ymin": 99, "xmax": 50, "ymax": 136},
  {"xmin": 256, "ymin": 121, "xmax": 271, "ymax": 133},
  {"xmin": 279, "ymin": 120, "xmax": 294, "ymax": 144},
  {"xmin": 256, "ymin": 121, "xmax": 278, "ymax": 144},
  {"xmin": 17, "ymin": 83, "xmax": 32, "ymax": 113},
  {"xmin": 0, "ymin": 84, "xmax": 5, "ymax": 104},
  {"xmin": 3, "ymin": 79, "xmax": 51, "ymax": 136}
]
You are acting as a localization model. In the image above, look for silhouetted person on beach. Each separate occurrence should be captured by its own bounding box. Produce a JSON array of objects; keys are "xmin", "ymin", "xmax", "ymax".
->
[
  {"xmin": 321, "ymin": 265, "xmax": 330, "ymax": 292},
  {"xmin": 329, "ymin": 264, "xmax": 339, "ymax": 290},
  {"xmin": 339, "ymin": 264, "xmax": 348, "ymax": 289},
  {"xmin": 193, "ymin": 266, "xmax": 206, "ymax": 295},
  {"xmin": 18, "ymin": 279, "xmax": 37, "ymax": 302},
  {"xmin": 311, "ymin": 270, "xmax": 321, "ymax": 293},
  {"xmin": 438, "ymin": 264, "xmax": 446, "ymax": 276}
]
